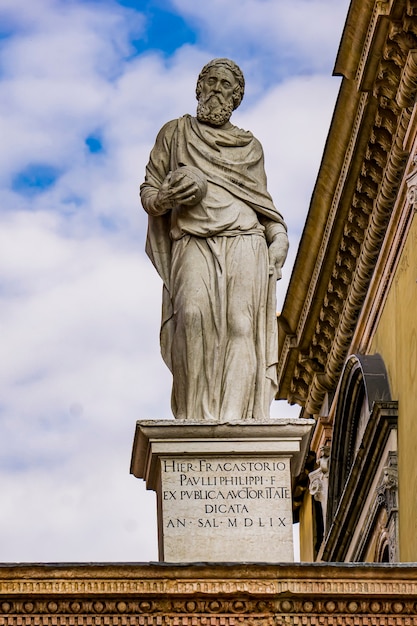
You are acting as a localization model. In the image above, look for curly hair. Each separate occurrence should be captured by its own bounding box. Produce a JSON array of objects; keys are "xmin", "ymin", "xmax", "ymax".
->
[{"xmin": 195, "ymin": 58, "xmax": 245, "ymax": 110}]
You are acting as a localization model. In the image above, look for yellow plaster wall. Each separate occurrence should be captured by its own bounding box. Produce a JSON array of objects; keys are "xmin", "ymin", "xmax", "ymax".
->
[
  {"xmin": 370, "ymin": 215, "xmax": 417, "ymax": 561},
  {"xmin": 299, "ymin": 492, "xmax": 315, "ymax": 562}
]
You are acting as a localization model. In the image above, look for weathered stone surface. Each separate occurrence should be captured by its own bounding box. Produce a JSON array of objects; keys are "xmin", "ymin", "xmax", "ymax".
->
[
  {"xmin": 161, "ymin": 455, "xmax": 293, "ymax": 562},
  {"xmin": 1, "ymin": 562, "xmax": 417, "ymax": 625},
  {"xmin": 140, "ymin": 58, "xmax": 288, "ymax": 421},
  {"xmin": 131, "ymin": 419, "xmax": 314, "ymax": 562}
]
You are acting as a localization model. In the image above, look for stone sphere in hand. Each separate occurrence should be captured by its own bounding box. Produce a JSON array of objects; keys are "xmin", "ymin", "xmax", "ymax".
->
[{"xmin": 170, "ymin": 165, "xmax": 208, "ymax": 206}]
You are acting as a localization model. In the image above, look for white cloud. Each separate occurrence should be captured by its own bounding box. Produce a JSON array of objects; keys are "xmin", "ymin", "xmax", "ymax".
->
[
  {"xmin": 0, "ymin": 0, "xmax": 347, "ymax": 561},
  {"xmin": 0, "ymin": 210, "xmax": 167, "ymax": 560},
  {"xmin": 0, "ymin": 465, "xmax": 158, "ymax": 562},
  {"xmin": 0, "ymin": 0, "xmax": 145, "ymax": 183},
  {"xmin": 171, "ymin": 0, "xmax": 350, "ymax": 88}
]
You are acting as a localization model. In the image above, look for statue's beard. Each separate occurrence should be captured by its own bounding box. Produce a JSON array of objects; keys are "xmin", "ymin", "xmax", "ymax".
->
[{"xmin": 197, "ymin": 94, "xmax": 234, "ymax": 126}]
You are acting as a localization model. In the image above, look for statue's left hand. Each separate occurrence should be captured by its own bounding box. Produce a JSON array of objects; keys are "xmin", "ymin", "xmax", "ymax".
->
[{"xmin": 268, "ymin": 236, "xmax": 289, "ymax": 280}]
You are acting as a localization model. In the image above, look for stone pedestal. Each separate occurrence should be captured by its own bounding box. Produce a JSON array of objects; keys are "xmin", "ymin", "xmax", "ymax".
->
[{"xmin": 130, "ymin": 419, "xmax": 313, "ymax": 562}]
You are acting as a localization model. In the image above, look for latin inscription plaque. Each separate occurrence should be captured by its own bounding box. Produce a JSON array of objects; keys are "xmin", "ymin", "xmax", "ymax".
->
[{"xmin": 159, "ymin": 455, "xmax": 294, "ymax": 562}]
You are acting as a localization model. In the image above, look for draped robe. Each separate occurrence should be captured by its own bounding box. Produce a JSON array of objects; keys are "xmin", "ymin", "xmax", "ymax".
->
[{"xmin": 141, "ymin": 115, "xmax": 287, "ymax": 421}]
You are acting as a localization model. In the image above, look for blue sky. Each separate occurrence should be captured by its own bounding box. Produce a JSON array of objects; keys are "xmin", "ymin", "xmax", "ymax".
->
[{"xmin": 0, "ymin": 0, "xmax": 350, "ymax": 561}]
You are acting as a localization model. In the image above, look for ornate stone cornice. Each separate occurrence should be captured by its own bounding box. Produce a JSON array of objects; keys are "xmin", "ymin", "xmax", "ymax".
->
[
  {"xmin": 1, "ymin": 563, "xmax": 417, "ymax": 623},
  {"xmin": 277, "ymin": 4, "xmax": 417, "ymax": 415}
]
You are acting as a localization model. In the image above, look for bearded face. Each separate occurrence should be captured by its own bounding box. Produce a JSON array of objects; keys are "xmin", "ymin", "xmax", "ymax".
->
[
  {"xmin": 196, "ymin": 66, "xmax": 237, "ymax": 127},
  {"xmin": 197, "ymin": 93, "xmax": 234, "ymax": 126}
]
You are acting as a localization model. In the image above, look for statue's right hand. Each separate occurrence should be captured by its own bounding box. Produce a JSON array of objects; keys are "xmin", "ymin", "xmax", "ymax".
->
[
  {"xmin": 154, "ymin": 172, "xmax": 175, "ymax": 212},
  {"xmin": 155, "ymin": 169, "xmax": 202, "ymax": 212},
  {"xmin": 167, "ymin": 169, "xmax": 201, "ymax": 206}
]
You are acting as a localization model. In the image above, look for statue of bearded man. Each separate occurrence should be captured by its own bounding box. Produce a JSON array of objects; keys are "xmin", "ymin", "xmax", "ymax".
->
[{"xmin": 141, "ymin": 58, "xmax": 288, "ymax": 422}]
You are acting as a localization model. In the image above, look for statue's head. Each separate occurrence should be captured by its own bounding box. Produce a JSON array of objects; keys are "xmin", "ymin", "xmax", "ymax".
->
[
  {"xmin": 196, "ymin": 58, "xmax": 245, "ymax": 127},
  {"xmin": 196, "ymin": 58, "xmax": 245, "ymax": 109}
]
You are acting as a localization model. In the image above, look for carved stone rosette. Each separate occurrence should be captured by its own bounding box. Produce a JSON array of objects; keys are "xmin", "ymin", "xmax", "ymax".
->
[{"xmin": 1, "ymin": 564, "xmax": 417, "ymax": 625}]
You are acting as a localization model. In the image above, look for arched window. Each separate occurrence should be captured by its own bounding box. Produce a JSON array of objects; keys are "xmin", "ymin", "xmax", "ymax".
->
[
  {"xmin": 320, "ymin": 353, "xmax": 398, "ymax": 562},
  {"xmin": 326, "ymin": 354, "xmax": 392, "ymax": 526}
]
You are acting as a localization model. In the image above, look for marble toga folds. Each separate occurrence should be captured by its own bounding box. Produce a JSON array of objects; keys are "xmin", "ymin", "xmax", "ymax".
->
[{"xmin": 141, "ymin": 114, "xmax": 287, "ymax": 421}]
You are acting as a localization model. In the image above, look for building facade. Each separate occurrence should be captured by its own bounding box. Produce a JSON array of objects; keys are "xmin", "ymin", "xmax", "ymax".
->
[{"xmin": 277, "ymin": 0, "xmax": 417, "ymax": 562}]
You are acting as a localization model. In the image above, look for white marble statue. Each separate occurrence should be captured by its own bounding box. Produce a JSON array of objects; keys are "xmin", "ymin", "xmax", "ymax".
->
[{"xmin": 141, "ymin": 58, "xmax": 288, "ymax": 421}]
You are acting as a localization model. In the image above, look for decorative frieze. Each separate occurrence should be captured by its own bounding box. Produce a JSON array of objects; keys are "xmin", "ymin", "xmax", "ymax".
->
[
  {"xmin": 2, "ymin": 597, "xmax": 417, "ymax": 618},
  {"xmin": 283, "ymin": 9, "xmax": 417, "ymax": 415},
  {"xmin": 1, "ymin": 564, "xmax": 417, "ymax": 626}
]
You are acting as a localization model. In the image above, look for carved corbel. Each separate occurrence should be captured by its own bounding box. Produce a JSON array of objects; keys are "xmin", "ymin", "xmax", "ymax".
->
[
  {"xmin": 299, "ymin": 353, "xmax": 324, "ymax": 374},
  {"xmin": 407, "ymin": 0, "xmax": 417, "ymax": 17},
  {"xmin": 308, "ymin": 446, "xmax": 330, "ymax": 533},
  {"xmin": 396, "ymin": 49, "xmax": 417, "ymax": 108},
  {"xmin": 289, "ymin": 375, "xmax": 309, "ymax": 406}
]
